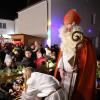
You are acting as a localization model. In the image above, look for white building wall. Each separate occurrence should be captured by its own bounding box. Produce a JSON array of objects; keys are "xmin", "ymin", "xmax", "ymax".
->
[
  {"xmin": 14, "ymin": 18, "xmax": 19, "ymax": 34},
  {"xmin": 0, "ymin": 19, "xmax": 14, "ymax": 35},
  {"xmin": 15, "ymin": 0, "xmax": 48, "ymax": 38}
]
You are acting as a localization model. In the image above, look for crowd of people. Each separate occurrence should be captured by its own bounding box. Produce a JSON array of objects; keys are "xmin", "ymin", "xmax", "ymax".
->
[
  {"xmin": 0, "ymin": 41, "xmax": 59, "ymax": 73},
  {"xmin": 0, "ymin": 41, "xmax": 60, "ymax": 99}
]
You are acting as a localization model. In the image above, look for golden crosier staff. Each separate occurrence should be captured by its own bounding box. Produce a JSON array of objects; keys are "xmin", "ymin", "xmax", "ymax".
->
[
  {"xmin": 22, "ymin": 67, "xmax": 32, "ymax": 92},
  {"xmin": 68, "ymin": 31, "xmax": 84, "ymax": 100}
]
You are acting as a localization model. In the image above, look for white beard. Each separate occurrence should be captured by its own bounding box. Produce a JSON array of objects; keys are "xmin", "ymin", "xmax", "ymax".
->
[
  {"xmin": 60, "ymin": 36, "xmax": 77, "ymax": 54},
  {"xmin": 59, "ymin": 25, "xmax": 83, "ymax": 54}
]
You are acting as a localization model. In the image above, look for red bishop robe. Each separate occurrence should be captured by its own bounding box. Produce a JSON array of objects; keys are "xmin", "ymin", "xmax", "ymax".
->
[{"xmin": 54, "ymin": 38, "xmax": 96, "ymax": 100}]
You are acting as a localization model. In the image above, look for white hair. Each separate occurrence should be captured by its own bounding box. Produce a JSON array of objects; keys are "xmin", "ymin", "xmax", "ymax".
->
[{"xmin": 59, "ymin": 24, "xmax": 83, "ymax": 54}]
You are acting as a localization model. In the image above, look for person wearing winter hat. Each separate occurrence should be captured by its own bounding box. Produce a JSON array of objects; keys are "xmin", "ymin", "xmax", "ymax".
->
[{"xmin": 54, "ymin": 9, "xmax": 96, "ymax": 100}]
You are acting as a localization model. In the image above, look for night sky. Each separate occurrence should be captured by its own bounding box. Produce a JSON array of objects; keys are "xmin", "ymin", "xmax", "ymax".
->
[
  {"xmin": 0, "ymin": 0, "xmax": 100, "ymax": 20},
  {"xmin": 0, "ymin": 0, "xmax": 41, "ymax": 20}
]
